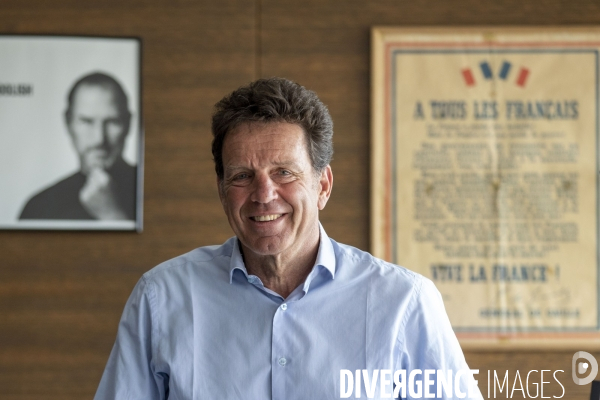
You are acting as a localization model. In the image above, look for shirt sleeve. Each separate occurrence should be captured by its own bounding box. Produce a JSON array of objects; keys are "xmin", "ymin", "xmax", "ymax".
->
[
  {"xmin": 398, "ymin": 278, "xmax": 483, "ymax": 400},
  {"xmin": 94, "ymin": 276, "xmax": 168, "ymax": 400}
]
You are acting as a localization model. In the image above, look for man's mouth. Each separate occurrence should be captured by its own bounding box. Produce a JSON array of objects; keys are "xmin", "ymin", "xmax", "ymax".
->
[
  {"xmin": 250, "ymin": 214, "xmax": 283, "ymax": 222},
  {"xmin": 86, "ymin": 145, "xmax": 110, "ymax": 155}
]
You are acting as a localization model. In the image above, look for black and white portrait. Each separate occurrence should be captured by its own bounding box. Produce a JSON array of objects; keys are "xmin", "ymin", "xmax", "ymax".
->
[{"xmin": 0, "ymin": 36, "xmax": 142, "ymax": 230}]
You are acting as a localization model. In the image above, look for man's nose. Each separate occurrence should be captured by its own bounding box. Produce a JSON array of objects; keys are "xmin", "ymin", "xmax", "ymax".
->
[
  {"xmin": 250, "ymin": 173, "xmax": 278, "ymax": 204},
  {"xmin": 89, "ymin": 120, "xmax": 108, "ymax": 146}
]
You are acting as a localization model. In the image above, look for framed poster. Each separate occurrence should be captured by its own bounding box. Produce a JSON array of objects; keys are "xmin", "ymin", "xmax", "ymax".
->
[
  {"xmin": 371, "ymin": 27, "xmax": 600, "ymax": 348},
  {"xmin": 0, "ymin": 35, "xmax": 143, "ymax": 231}
]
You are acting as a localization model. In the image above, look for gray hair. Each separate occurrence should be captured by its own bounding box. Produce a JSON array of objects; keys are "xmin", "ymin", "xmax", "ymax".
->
[{"xmin": 211, "ymin": 77, "xmax": 333, "ymax": 179}]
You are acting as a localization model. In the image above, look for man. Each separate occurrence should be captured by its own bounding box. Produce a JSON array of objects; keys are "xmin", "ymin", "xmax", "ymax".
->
[
  {"xmin": 19, "ymin": 72, "xmax": 136, "ymax": 220},
  {"xmin": 95, "ymin": 78, "xmax": 482, "ymax": 399}
]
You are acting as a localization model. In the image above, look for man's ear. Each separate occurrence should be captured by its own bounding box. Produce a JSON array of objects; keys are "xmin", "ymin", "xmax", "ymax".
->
[{"xmin": 317, "ymin": 165, "xmax": 333, "ymax": 210}]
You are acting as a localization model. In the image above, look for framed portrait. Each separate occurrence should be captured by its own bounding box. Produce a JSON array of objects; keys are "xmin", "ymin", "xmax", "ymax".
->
[
  {"xmin": 371, "ymin": 27, "xmax": 600, "ymax": 348},
  {"xmin": 0, "ymin": 35, "xmax": 143, "ymax": 231}
]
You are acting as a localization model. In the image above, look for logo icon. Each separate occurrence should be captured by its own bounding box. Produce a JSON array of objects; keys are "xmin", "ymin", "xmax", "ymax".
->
[{"xmin": 572, "ymin": 351, "xmax": 598, "ymax": 385}]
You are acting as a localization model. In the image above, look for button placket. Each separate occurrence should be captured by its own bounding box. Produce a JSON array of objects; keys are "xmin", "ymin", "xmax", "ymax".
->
[{"xmin": 271, "ymin": 302, "xmax": 291, "ymax": 399}]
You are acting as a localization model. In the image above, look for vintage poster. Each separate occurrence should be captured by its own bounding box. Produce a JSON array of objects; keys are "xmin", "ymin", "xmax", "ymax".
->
[
  {"xmin": 0, "ymin": 35, "xmax": 142, "ymax": 231},
  {"xmin": 371, "ymin": 28, "xmax": 600, "ymax": 347}
]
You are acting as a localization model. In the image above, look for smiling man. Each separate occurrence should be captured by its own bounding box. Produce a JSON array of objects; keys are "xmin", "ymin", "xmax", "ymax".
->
[
  {"xmin": 95, "ymin": 78, "xmax": 482, "ymax": 399},
  {"xmin": 218, "ymin": 121, "xmax": 332, "ymax": 298},
  {"xmin": 19, "ymin": 72, "xmax": 136, "ymax": 220}
]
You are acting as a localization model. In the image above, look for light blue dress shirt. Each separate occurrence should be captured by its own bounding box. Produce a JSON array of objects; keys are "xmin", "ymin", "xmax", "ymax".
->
[{"xmin": 95, "ymin": 226, "xmax": 482, "ymax": 399}]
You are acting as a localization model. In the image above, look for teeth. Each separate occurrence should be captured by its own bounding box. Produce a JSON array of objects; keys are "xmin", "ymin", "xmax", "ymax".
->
[{"xmin": 252, "ymin": 214, "xmax": 282, "ymax": 222}]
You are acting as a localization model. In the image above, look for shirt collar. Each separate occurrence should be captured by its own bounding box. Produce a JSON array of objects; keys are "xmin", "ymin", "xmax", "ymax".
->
[
  {"xmin": 228, "ymin": 223, "xmax": 336, "ymax": 284},
  {"xmin": 229, "ymin": 238, "xmax": 248, "ymax": 283},
  {"xmin": 313, "ymin": 223, "xmax": 336, "ymax": 279}
]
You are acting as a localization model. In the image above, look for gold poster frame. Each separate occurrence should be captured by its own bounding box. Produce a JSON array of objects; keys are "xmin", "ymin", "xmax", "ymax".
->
[{"xmin": 371, "ymin": 27, "xmax": 600, "ymax": 349}]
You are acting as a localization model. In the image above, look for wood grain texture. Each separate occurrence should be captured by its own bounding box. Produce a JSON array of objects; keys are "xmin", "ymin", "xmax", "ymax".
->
[
  {"xmin": 0, "ymin": 1, "xmax": 255, "ymax": 398},
  {"xmin": 261, "ymin": 1, "xmax": 600, "ymax": 399},
  {"xmin": 1, "ymin": 0, "xmax": 600, "ymax": 398}
]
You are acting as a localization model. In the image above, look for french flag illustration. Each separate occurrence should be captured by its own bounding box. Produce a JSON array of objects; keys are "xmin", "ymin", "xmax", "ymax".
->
[{"xmin": 461, "ymin": 60, "xmax": 529, "ymax": 87}]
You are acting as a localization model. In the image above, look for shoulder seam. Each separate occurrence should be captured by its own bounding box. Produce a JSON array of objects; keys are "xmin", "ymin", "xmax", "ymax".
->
[
  {"xmin": 396, "ymin": 273, "xmax": 425, "ymax": 350},
  {"xmin": 143, "ymin": 252, "xmax": 229, "ymax": 279}
]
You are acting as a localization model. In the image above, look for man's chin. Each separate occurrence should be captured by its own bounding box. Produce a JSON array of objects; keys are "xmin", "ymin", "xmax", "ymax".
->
[
  {"xmin": 241, "ymin": 237, "xmax": 288, "ymax": 258},
  {"xmin": 80, "ymin": 156, "xmax": 119, "ymax": 174}
]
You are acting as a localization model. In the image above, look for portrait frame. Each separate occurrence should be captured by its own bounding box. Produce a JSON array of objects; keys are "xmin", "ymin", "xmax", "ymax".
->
[
  {"xmin": 371, "ymin": 27, "xmax": 600, "ymax": 348},
  {"xmin": 0, "ymin": 34, "xmax": 143, "ymax": 231}
]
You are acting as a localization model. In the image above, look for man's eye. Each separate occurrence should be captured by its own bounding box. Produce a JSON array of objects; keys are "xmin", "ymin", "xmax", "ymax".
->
[
  {"xmin": 233, "ymin": 173, "xmax": 249, "ymax": 180},
  {"xmin": 279, "ymin": 170, "xmax": 291, "ymax": 175},
  {"xmin": 78, "ymin": 118, "xmax": 94, "ymax": 125},
  {"xmin": 106, "ymin": 119, "xmax": 124, "ymax": 128}
]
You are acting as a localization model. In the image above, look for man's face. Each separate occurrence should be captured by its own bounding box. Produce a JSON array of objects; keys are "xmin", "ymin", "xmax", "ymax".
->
[
  {"xmin": 219, "ymin": 122, "xmax": 332, "ymax": 258},
  {"xmin": 67, "ymin": 84, "xmax": 129, "ymax": 174}
]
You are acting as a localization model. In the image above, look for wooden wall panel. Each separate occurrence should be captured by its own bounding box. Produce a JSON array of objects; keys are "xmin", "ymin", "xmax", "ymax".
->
[
  {"xmin": 0, "ymin": 1, "xmax": 255, "ymax": 398},
  {"xmin": 260, "ymin": 1, "xmax": 600, "ymax": 399},
  {"xmin": 1, "ymin": 0, "xmax": 600, "ymax": 398}
]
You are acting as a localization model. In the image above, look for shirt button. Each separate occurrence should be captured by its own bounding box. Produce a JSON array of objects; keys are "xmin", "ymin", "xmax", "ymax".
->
[
  {"xmin": 278, "ymin": 357, "xmax": 287, "ymax": 366},
  {"xmin": 280, "ymin": 303, "xmax": 288, "ymax": 311}
]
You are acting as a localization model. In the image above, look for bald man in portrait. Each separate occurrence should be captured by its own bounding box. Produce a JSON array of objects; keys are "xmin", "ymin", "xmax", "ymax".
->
[{"xmin": 19, "ymin": 72, "xmax": 136, "ymax": 221}]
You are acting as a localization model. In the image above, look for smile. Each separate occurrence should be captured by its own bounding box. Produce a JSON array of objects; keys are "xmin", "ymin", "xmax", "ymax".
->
[{"xmin": 251, "ymin": 214, "xmax": 283, "ymax": 222}]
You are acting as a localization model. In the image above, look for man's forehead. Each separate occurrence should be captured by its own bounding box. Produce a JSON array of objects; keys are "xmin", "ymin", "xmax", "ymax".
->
[
  {"xmin": 72, "ymin": 84, "xmax": 119, "ymax": 107},
  {"xmin": 225, "ymin": 122, "xmax": 306, "ymax": 149},
  {"xmin": 222, "ymin": 122, "xmax": 311, "ymax": 169}
]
